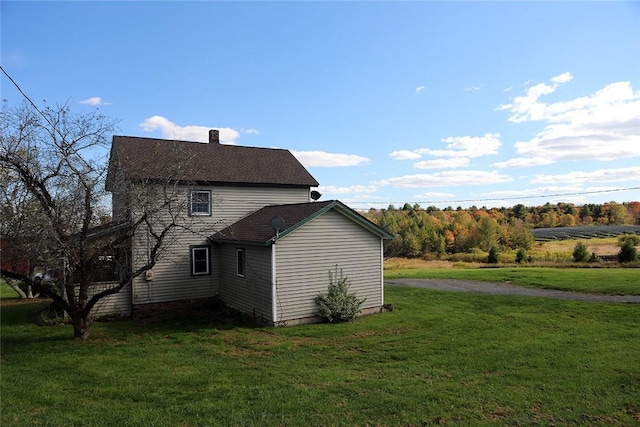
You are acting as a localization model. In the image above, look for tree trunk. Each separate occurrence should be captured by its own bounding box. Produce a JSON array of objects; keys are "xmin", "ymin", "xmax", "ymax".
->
[
  {"xmin": 7, "ymin": 280, "xmax": 27, "ymax": 299},
  {"xmin": 73, "ymin": 315, "xmax": 91, "ymax": 340}
]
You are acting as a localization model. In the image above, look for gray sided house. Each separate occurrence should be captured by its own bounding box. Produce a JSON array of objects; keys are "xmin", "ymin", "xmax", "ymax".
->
[
  {"xmin": 103, "ymin": 131, "xmax": 391, "ymax": 324},
  {"xmin": 212, "ymin": 200, "xmax": 393, "ymax": 325}
]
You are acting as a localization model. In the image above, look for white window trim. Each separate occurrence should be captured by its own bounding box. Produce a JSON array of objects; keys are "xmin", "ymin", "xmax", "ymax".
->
[
  {"xmin": 191, "ymin": 246, "xmax": 211, "ymax": 276},
  {"xmin": 190, "ymin": 190, "xmax": 212, "ymax": 216}
]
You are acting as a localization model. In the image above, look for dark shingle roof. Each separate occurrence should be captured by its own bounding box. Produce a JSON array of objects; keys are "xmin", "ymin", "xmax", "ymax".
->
[
  {"xmin": 211, "ymin": 200, "xmax": 393, "ymax": 245},
  {"xmin": 107, "ymin": 135, "xmax": 319, "ymax": 187}
]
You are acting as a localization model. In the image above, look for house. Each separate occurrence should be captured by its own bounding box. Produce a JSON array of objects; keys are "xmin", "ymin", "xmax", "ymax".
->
[
  {"xmin": 102, "ymin": 130, "xmax": 392, "ymax": 324},
  {"xmin": 212, "ymin": 200, "xmax": 393, "ymax": 325}
]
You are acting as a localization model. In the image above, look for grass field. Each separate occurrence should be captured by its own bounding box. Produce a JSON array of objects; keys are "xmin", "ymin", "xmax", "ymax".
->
[
  {"xmin": 384, "ymin": 262, "xmax": 640, "ymax": 296},
  {"xmin": 2, "ymin": 283, "xmax": 639, "ymax": 426}
]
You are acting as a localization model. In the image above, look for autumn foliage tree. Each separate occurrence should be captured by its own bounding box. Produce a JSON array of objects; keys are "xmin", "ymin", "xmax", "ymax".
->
[{"xmin": 364, "ymin": 201, "xmax": 638, "ymax": 259}]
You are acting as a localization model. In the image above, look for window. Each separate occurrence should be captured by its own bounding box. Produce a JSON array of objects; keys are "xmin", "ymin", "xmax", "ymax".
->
[
  {"xmin": 190, "ymin": 190, "xmax": 211, "ymax": 216},
  {"xmin": 236, "ymin": 248, "xmax": 245, "ymax": 277},
  {"xmin": 190, "ymin": 246, "xmax": 211, "ymax": 276}
]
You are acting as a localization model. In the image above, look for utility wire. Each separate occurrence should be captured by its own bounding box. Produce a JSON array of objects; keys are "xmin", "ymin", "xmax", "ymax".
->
[
  {"xmin": 344, "ymin": 186, "xmax": 640, "ymax": 207},
  {"xmin": 1, "ymin": 65, "xmax": 65, "ymax": 140}
]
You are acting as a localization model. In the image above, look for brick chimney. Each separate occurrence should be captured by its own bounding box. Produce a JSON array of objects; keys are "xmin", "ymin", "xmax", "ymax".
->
[{"xmin": 209, "ymin": 129, "xmax": 220, "ymax": 144}]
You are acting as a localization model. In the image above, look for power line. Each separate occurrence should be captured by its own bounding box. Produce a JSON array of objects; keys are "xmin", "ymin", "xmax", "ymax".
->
[
  {"xmin": 345, "ymin": 186, "xmax": 640, "ymax": 206},
  {"xmin": 0, "ymin": 65, "xmax": 62, "ymax": 136}
]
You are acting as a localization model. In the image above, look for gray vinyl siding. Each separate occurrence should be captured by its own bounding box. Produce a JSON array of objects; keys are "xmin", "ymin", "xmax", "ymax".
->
[
  {"xmin": 274, "ymin": 210, "xmax": 383, "ymax": 322},
  {"xmin": 74, "ymin": 281, "xmax": 132, "ymax": 318},
  {"xmin": 129, "ymin": 185, "xmax": 309, "ymax": 305},
  {"xmin": 131, "ymin": 233, "xmax": 216, "ymax": 304},
  {"xmin": 218, "ymin": 245, "xmax": 273, "ymax": 321},
  {"xmin": 210, "ymin": 186, "xmax": 311, "ymax": 230}
]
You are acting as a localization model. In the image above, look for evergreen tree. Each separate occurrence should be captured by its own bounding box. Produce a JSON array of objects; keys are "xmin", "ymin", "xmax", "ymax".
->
[
  {"xmin": 572, "ymin": 241, "xmax": 590, "ymax": 262},
  {"xmin": 487, "ymin": 246, "xmax": 499, "ymax": 264},
  {"xmin": 618, "ymin": 240, "xmax": 638, "ymax": 263}
]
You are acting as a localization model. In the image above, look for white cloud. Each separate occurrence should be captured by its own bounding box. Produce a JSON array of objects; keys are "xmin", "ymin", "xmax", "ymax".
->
[
  {"xmin": 243, "ymin": 128, "xmax": 260, "ymax": 135},
  {"xmin": 414, "ymin": 157, "xmax": 470, "ymax": 169},
  {"xmin": 416, "ymin": 85, "xmax": 426, "ymax": 94},
  {"xmin": 389, "ymin": 150, "xmax": 422, "ymax": 160},
  {"xmin": 498, "ymin": 72, "xmax": 573, "ymax": 123},
  {"xmin": 531, "ymin": 166, "xmax": 640, "ymax": 185},
  {"xmin": 379, "ymin": 170, "xmax": 512, "ymax": 188},
  {"xmin": 497, "ymin": 75, "xmax": 640, "ymax": 164},
  {"xmin": 390, "ymin": 134, "xmax": 500, "ymax": 163},
  {"xmin": 416, "ymin": 133, "xmax": 501, "ymax": 158},
  {"xmin": 412, "ymin": 191, "xmax": 456, "ymax": 199},
  {"xmin": 492, "ymin": 157, "xmax": 555, "ymax": 169},
  {"xmin": 465, "ymin": 85, "xmax": 482, "ymax": 91},
  {"xmin": 291, "ymin": 150, "xmax": 370, "ymax": 167},
  {"xmin": 478, "ymin": 184, "xmax": 632, "ymax": 207},
  {"xmin": 79, "ymin": 97, "xmax": 110, "ymax": 106},
  {"xmin": 551, "ymin": 72, "xmax": 573, "ymax": 84},
  {"xmin": 481, "ymin": 185, "xmax": 585, "ymax": 198},
  {"xmin": 139, "ymin": 115, "xmax": 240, "ymax": 144},
  {"xmin": 319, "ymin": 184, "xmax": 378, "ymax": 195}
]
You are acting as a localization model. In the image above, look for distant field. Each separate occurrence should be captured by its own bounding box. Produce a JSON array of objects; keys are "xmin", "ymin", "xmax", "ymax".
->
[
  {"xmin": 384, "ymin": 260, "xmax": 640, "ymax": 295},
  {"xmin": 529, "ymin": 236, "xmax": 629, "ymax": 259}
]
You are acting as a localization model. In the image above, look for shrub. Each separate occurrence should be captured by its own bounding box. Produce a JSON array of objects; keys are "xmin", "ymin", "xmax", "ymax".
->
[
  {"xmin": 315, "ymin": 266, "xmax": 366, "ymax": 323},
  {"xmin": 618, "ymin": 234, "xmax": 640, "ymax": 246},
  {"xmin": 618, "ymin": 240, "xmax": 638, "ymax": 263},
  {"xmin": 487, "ymin": 246, "xmax": 499, "ymax": 264},
  {"xmin": 572, "ymin": 241, "xmax": 590, "ymax": 262},
  {"xmin": 447, "ymin": 252, "xmax": 487, "ymax": 263},
  {"xmin": 515, "ymin": 248, "xmax": 527, "ymax": 264}
]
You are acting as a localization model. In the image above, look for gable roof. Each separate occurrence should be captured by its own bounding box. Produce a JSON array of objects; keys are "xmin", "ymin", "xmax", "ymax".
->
[
  {"xmin": 106, "ymin": 135, "xmax": 319, "ymax": 188},
  {"xmin": 211, "ymin": 200, "xmax": 393, "ymax": 246}
]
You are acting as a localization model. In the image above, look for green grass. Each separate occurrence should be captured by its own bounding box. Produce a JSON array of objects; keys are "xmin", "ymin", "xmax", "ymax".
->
[
  {"xmin": 2, "ymin": 286, "xmax": 639, "ymax": 426},
  {"xmin": 0, "ymin": 279, "xmax": 20, "ymax": 299},
  {"xmin": 385, "ymin": 267, "xmax": 640, "ymax": 295}
]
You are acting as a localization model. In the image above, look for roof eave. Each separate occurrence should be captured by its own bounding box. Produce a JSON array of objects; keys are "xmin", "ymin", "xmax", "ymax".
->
[
  {"xmin": 331, "ymin": 203, "xmax": 395, "ymax": 240},
  {"xmin": 275, "ymin": 200, "xmax": 394, "ymax": 240},
  {"xmin": 209, "ymin": 237, "xmax": 272, "ymax": 247}
]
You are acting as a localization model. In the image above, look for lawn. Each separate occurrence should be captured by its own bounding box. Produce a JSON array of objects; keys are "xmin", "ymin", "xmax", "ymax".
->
[
  {"xmin": 385, "ymin": 263, "xmax": 640, "ymax": 296},
  {"xmin": 0, "ymin": 278, "xmax": 19, "ymax": 299},
  {"xmin": 2, "ymin": 285, "xmax": 639, "ymax": 426}
]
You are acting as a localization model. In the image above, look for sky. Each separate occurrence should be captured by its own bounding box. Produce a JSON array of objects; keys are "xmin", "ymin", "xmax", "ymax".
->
[{"xmin": 2, "ymin": 1, "xmax": 639, "ymax": 210}]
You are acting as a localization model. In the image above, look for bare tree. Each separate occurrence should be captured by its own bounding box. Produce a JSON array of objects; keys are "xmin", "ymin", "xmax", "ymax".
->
[
  {"xmin": 0, "ymin": 168, "xmax": 54, "ymax": 298},
  {"xmin": 0, "ymin": 100, "xmax": 187, "ymax": 339}
]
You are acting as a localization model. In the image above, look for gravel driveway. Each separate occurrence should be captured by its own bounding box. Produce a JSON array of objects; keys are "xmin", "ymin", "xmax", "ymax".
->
[{"xmin": 387, "ymin": 279, "xmax": 640, "ymax": 304}]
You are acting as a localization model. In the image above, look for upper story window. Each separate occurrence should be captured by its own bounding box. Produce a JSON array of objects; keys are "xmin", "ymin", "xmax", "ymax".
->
[{"xmin": 190, "ymin": 190, "xmax": 211, "ymax": 216}]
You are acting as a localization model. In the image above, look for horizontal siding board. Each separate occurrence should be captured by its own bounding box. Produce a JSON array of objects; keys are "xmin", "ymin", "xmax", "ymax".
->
[
  {"xmin": 132, "ymin": 231, "xmax": 217, "ymax": 304},
  {"xmin": 74, "ymin": 281, "xmax": 132, "ymax": 318},
  {"xmin": 275, "ymin": 210, "xmax": 383, "ymax": 322},
  {"xmin": 218, "ymin": 245, "xmax": 272, "ymax": 320},
  {"xmin": 130, "ymin": 185, "xmax": 309, "ymax": 305}
]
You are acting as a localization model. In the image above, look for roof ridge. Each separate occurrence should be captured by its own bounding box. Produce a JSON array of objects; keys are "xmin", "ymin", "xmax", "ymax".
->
[
  {"xmin": 263, "ymin": 200, "xmax": 334, "ymax": 209},
  {"xmin": 113, "ymin": 135, "xmax": 292, "ymax": 152}
]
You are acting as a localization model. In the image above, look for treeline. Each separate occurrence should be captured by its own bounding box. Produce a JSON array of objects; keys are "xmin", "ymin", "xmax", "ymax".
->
[{"xmin": 363, "ymin": 201, "xmax": 640, "ymax": 258}]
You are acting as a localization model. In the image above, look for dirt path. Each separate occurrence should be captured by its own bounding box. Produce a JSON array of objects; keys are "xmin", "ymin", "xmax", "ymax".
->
[{"xmin": 387, "ymin": 279, "xmax": 640, "ymax": 304}]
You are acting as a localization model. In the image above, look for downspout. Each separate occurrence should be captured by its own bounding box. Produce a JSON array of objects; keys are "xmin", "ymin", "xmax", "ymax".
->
[
  {"xmin": 271, "ymin": 243, "xmax": 278, "ymax": 324},
  {"xmin": 380, "ymin": 238, "xmax": 384, "ymax": 306}
]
